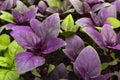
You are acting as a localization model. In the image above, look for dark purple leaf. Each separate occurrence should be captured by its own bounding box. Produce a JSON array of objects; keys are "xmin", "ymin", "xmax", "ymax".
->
[
  {"xmin": 118, "ymin": 71, "xmax": 120, "ymax": 80},
  {"xmin": 50, "ymin": 63, "xmax": 68, "ymax": 80},
  {"xmin": 11, "ymin": 29, "xmax": 40, "ymax": 51},
  {"xmin": 90, "ymin": 12, "xmax": 103, "ymax": 26},
  {"xmin": 38, "ymin": 1, "xmax": 47, "ymax": 15},
  {"xmin": 70, "ymin": 0, "xmax": 91, "ymax": 14},
  {"xmin": 74, "ymin": 66, "xmax": 90, "ymax": 80},
  {"xmin": 15, "ymin": 52, "xmax": 45, "ymax": 73},
  {"xmin": 24, "ymin": 8, "xmax": 36, "ymax": 22},
  {"xmin": 63, "ymin": 35, "xmax": 84, "ymax": 61},
  {"xmin": 116, "ymin": 32, "xmax": 120, "ymax": 44},
  {"xmin": 92, "ymin": 3, "xmax": 111, "ymax": 12},
  {"xmin": 74, "ymin": 46, "xmax": 101, "ymax": 79},
  {"xmin": 112, "ymin": 1, "xmax": 120, "ymax": 12},
  {"xmin": 33, "ymin": 13, "xmax": 60, "ymax": 41},
  {"xmin": 42, "ymin": 38, "xmax": 66, "ymax": 54},
  {"xmin": 107, "ymin": 44, "xmax": 120, "ymax": 50},
  {"xmin": 12, "ymin": 9, "xmax": 24, "ymax": 23},
  {"xmin": 98, "ymin": 5, "xmax": 117, "ymax": 23},
  {"xmin": 85, "ymin": 0, "xmax": 103, "ymax": 4},
  {"xmin": 101, "ymin": 24, "xmax": 117, "ymax": 46},
  {"xmin": 83, "ymin": 27, "xmax": 105, "ymax": 49},
  {"xmin": 93, "ymin": 73, "xmax": 114, "ymax": 80},
  {"xmin": 30, "ymin": 19, "xmax": 42, "ymax": 32},
  {"xmin": 76, "ymin": 17, "xmax": 94, "ymax": 28}
]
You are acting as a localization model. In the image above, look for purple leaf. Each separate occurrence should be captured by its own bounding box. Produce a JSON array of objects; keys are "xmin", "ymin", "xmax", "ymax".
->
[
  {"xmin": 42, "ymin": 13, "xmax": 60, "ymax": 39},
  {"xmin": 38, "ymin": 1, "xmax": 47, "ymax": 15},
  {"xmin": 15, "ymin": 52, "xmax": 45, "ymax": 73},
  {"xmin": 112, "ymin": 1, "xmax": 120, "ymax": 12},
  {"xmin": 24, "ymin": 8, "xmax": 36, "ymax": 22},
  {"xmin": 83, "ymin": 27, "xmax": 105, "ymax": 49},
  {"xmin": 101, "ymin": 24, "xmax": 117, "ymax": 46},
  {"xmin": 74, "ymin": 46, "xmax": 101, "ymax": 79},
  {"xmin": 0, "ymin": 0, "xmax": 15, "ymax": 10},
  {"xmin": 70, "ymin": 0, "xmax": 90, "ymax": 14},
  {"xmin": 85, "ymin": 0, "xmax": 103, "ymax": 4},
  {"xmin": 107, "ymin": 44, "xmax": 120, "ymax": 50},
  {"xmin": 117, "ymin": 31, "xmax": 120, "ymax": 43},
  {"xmin": 98, "ymin": 5, "xmax": 117, "ymax": 23},
  {"xmin": 118, "ymin": 71, "xmax": 120, "ymax": 80},
  {"xmin": 11, "ymin": 29, "xmax": 40, "ymax": 51},
  {"xmin": 12, "ymin": 9, "xmax": 24, "ymax": 23},
  {"xmin": 63, "ymin": 35, "xmax": 84, "ymax": 61},
  {"xmin": 92, "ymin": 3, "xmax": 111, "ymax": 12},
  {"xmin": 94, "ymin": 73, "xmax": 114, "ymax": 80},
  {"xmin": 74, "ymin": 66, "xmax": 90, "ymax": 80},
  {"xmin": 76, "ymin": 17, "xmax": 94, "ymax": 28},
  {"xmin": 90, "ymin": 12, "xmax": 102, "ymax": 26},
  {"xmin": 50, "ymin": 63, "xmax": 68, "ymax": 80},
  {"xmin": 42, "ymin": 38, "xmax": 66, "ymax": 54},
  {"xmin": 30, "ymin": 19, "xmax": 42, "ymax": 32},
  {"xmin": 31, "ymin": 13, "xmax": 60, "ymax": 41},
  {"xmin": 46, "ymin": 7, "xmax": 62, "ymax": 14}
]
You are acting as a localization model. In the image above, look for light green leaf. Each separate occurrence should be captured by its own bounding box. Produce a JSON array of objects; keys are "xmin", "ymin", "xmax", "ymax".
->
[
  {"xmin": 0, "ymin": 57, "xmax": 9, "ymax": 67},
  {"xmin": 101, "ymin": 63, "xmax": 109, "ymax": 70},
  {"xmin": 0, "ymin": 11, "xmax": 15, "ymax": 23},
  {"xmin": 5, "ymin": 40, "xmax": 25, "ymax": 60},
  {"xmin": 0, "ymin": 34, "xmax": 10, "ymax": 46},
  {"xmin": 4, "ymin": 41, "xmax": 25, "ymax": 67},
  {"xmin": 61, "ymin": 14, "xmax": 78, "ymax": 32},
  {"xmin": 48, "ymin": 64, "xmax": 55, "ymax": 74},
  {"xmin": 108, "ymin": 59, "xmax": 118, "ymax": 66},
  {"xmin": 107, "ymin": 17, "xmax": 120, "ymax": 28},
  {"xmin": 32, "ymin": 69, "xmax": 41, "ymax": 77},
  {"xmin": 18, "ymin": 77, "xmax": 24, "ymax": 80},
  {"xmin": 0, "ymin": 69, "xmax": 19, "ymax": 80},
  {"xmin": 0, "ymin": 34, "xmax": 10, "ymax": 51},
  {"xmin": 47, "ymin": 0, "xmax": 61, "ymax": 8},
  {"xmin": 66, "ymin": 65, "xmax": 73, "ymax": 72},
  {"xmin": 110, "ymin": 52, "xmax": 116, "ymax": 59}
]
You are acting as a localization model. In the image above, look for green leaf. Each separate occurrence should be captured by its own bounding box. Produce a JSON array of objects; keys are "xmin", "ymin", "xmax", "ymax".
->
[
  {"xmin": 5, "ymin": 40, "xmax": 25, "ymax": 60},
  {"xmin": 0, "ymin": 34, "xmax": 10, "ymax": 46},
  {"xmin": 108, "ymin": 59, "xmax": 118, "ymax": 66},
  {"xmin": 18, "ymin": 77, "xmax": 24, "ymax": 80},
  {"xmin": 101, "ymin": 63, "xmax": 109, "ymax": 70},
  {"xmin": 4, "ymin": 41, "xmax": 25, "ymax": 67},
  {"xmin": 0, "ymin": 69, "xmax": 19, "ymax": 80},
  {"xmin": 110, "ymin": 52, "xmax": 116, "ymax": 59},
  {"xmin": 48, "ymin": 64, "xmax": 55, "ymax": 74},
  {"xmin": 32, "ymin": 69, "xmax": 41, "ymax": 77},
  {"xmin": 47, "ymin": 0, "xmax": 61, "ymax": 8},
  {"xmin": 66, "ymin": 65, "xmax": 73, "ymax": 72},
  {"xmin": 95, "ymin": 27, "xmax": 102, "ymax": 31},
  {"xmin": 0, "ymin": 11, "xmax": 15, "ymax": 23},
  {"xmin": 0, "ymin": 34, "xmax": 10, "ymax": 51},
  {"xmin": 0, "ymin": 57, "xmax": 9, "ymax": 67},
  {"xmin": 61, "ymin": 14, "xmax": 78, "ymax": 32},
  {"xmin": 107, "ymin": 17, "xmax": 120, "ymax": 28}
]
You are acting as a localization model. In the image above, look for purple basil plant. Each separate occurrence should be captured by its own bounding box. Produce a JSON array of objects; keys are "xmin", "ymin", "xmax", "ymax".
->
[
  {"xmin": 46, "ymin": 0, "xmax": 74, "ymax": 14},
  {"xmin": 10, "ymin": 13, "xmax": 66, "ymax": 73},
  {"xmin": 63, "ymin": 35, "xmax": 113, "ymax": 80},
  {"xmin": 38, "ymin": 1, "xmax": 48, "ymax": 17},
  {"xmin": 7, "ymin": 0, "xmax": 37, "ymax": 29},
  {"xmin": 0, "ymin": 0, "xmax": 17, "ymax": 11},
  {"xmin": 73, "ymin": 46, "xmax": 113, "ymax": 80},
  {"xmin": 83, "ymin": 23, "xmax": 120, "ymax": 50},
  {"xmin": 76, "ymin": 4, "xmax": 116, "ymax": 28},
  {"xmin": 63, "ymin": 35, "xmax": 85, "ymax": 62}
]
